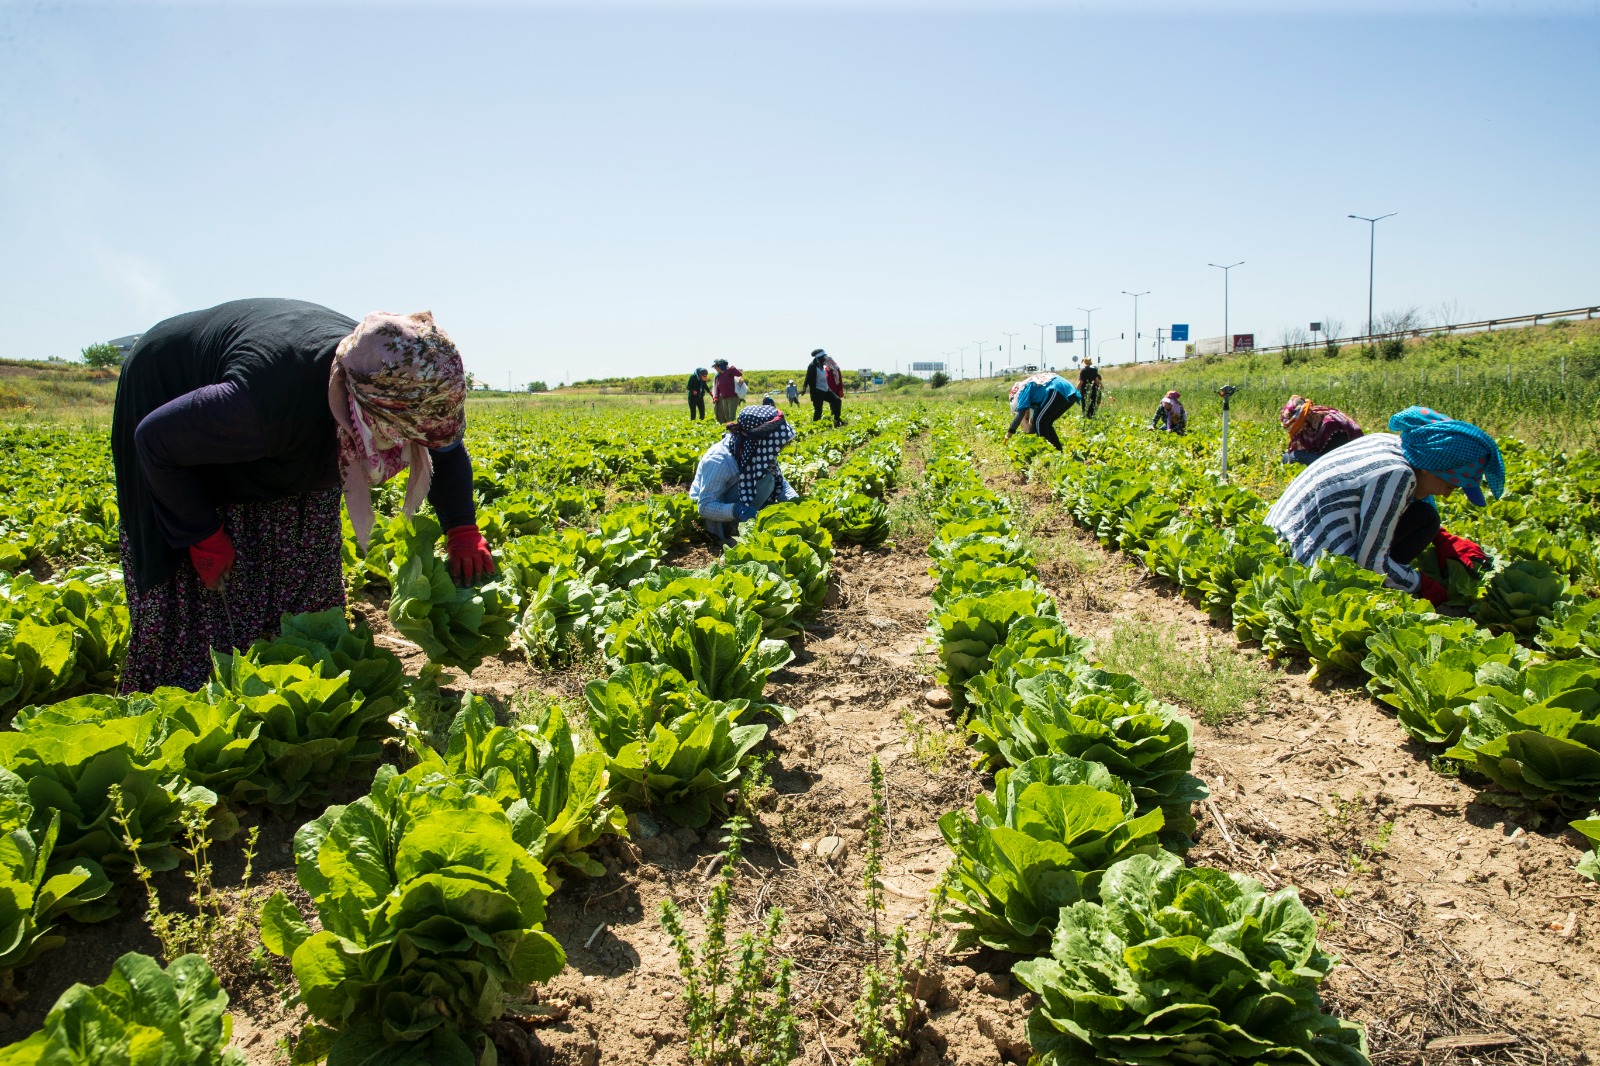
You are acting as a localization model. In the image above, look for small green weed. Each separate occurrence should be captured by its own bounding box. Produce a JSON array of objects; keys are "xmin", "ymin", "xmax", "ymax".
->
[
  {"xmin": 660, "ymin": 817, "xmax": 799, "ymax": 1066},
  {"xmin": 899, "ymin": 708, "xmax": 966, "ymax": 774},
  {"xmin": 852, "ymin": 756, "xmax": 913, "ymax": 1066},
  {"xmin": 1097, "ymin": 619, "xmax": 1265, "ymax": 725}
]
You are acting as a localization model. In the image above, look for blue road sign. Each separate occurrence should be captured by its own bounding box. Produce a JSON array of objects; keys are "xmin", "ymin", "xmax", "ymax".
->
[{"xmin": 1171, "ymin": 324, "xmax": 1190, "ymax": 342}]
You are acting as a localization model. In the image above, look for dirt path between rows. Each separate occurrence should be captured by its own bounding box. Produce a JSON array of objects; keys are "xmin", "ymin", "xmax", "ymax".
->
[{"xmin": 995, "ymin": 462, "xmax": 1600, "ymax": 1066}]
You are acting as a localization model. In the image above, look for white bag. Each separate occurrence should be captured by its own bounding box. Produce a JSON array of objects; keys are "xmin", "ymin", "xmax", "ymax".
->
[{"xmin": 734, "ymin": 376, "xmax": 748, "ymax": 399}]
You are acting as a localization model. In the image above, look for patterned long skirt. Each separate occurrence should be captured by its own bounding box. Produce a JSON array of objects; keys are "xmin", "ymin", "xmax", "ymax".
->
[{"xmin": 118, "ymin": 488, "xmax": 345, "ymax": 694}]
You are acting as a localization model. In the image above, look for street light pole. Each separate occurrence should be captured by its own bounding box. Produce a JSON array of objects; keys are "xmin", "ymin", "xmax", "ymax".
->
[
  {"xmin": 1031, "ymin": 323, "xmax": 1050, "ymax": 369},
  {"xmin": 1121, "ymin": 291, "xmax": 1149, "ymax": 364},
  {"xmin": 1077, "ymin": 307, "xmax": 1100, "ymax": 365},
  {"xmin": 1207, "ymin": 261, "xmax": 1243, "ymax": 354},
  {"xmin": 1001, "ymin": 331, "xmax": 1018, "ymax": 375},
  {"xmin": 1348, "ymin": 213, "xmax": 1396, "ymax": 341}
]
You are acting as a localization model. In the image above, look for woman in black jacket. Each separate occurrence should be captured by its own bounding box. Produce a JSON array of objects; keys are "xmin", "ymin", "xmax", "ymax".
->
[{"xmin": 111, "ymin": 298, "xmax": 492, "ymax": 692}]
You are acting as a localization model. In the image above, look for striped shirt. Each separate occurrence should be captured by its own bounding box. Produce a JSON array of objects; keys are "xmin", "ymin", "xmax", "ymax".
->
[{"xmin": 1264, "ymin": 433, "xmax": 1421, "ymax": 592}]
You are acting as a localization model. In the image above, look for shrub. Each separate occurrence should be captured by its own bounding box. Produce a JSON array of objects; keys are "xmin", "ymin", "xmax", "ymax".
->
[{"xmin": 929, "ymin": 371, "xmax": 950, "ymax": 388}]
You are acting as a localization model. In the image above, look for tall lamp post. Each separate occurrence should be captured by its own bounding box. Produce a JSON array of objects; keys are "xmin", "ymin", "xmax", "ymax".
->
[
  {"xmin": 1076, "ymin": 307, "xmax": 1099, "ymax": 365},
  {"xmin": 1001, "ymin": 331, "xmax": 1018, "ymax": 375},
  {"xmin": 1121, "ymin": 291, "xmax": 1149, "ymax": 364},
  {"xmin": 1031, "ymin": 323, "xmax": 1050, "ymax": 369},
  {"xmin": 1348, "ymin": 213, "xmax": 1395, "ymax": 342},
  {"xmin": 1208, "ymin": 261, "xmax": 1243, "ymax": 353}
]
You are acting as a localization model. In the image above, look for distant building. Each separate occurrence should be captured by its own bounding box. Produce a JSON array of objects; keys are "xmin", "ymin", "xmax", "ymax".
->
[{"xmin": 109, "ymin": 334, "xmax": 143, "ymax": 359}]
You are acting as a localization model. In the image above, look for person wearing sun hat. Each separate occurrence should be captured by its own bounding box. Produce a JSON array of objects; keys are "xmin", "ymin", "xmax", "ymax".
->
[
  {"xmin": 111, "ymin": 298, "xmax": 491, "ymax": 692},
  {"xmin": 1264, "ymin": 403, "xmax": 1498, "ymax": 605},
  {"xmin": 1279, "ymin": 394, "xmax": 1363, "ymax": 466},
  {"xmin": 688, "ymin": 403, "xmax": 800, "ymax": 543}
]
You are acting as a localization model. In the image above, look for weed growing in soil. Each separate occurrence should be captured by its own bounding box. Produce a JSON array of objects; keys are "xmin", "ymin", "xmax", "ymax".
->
[
  {"xmin": 852, "ymin": 756, "xmax": 913, "ymax": 1066},
  {"xmin": 899, "ymin": 707, "xmax": 967, "ymax": 774},
  {"xmin": 660, "ymin": 816, "xmax": 799, "ymax": 1066},
  {"xmin": 1097, "ymin": 618, "xmax": 1265, "ymax": 725},
  {"xmin": 112, "ymin": 787, "xmax": 262, "ymax": 985}
]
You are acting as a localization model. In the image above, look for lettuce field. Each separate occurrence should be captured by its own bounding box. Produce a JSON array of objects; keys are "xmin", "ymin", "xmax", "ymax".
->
[{"xmin": 0, "ymin": 390, "xmax": 1596, "ymax": 1065}]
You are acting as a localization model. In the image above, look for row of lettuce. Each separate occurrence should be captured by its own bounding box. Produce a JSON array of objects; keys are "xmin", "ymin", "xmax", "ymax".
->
[
  {"xmin": 0, "ymin": 410, "xmax": 895, "ymax": 721},
  {"xmin": 1002, "ymin": 417, "xmax": 1600, "ymax": 877},
  {"xmin": 918, "ymin": 432, "xmax": 1370, "ymax": 1066},
  {"xmin": 0, "ymin": 411, "xmax": 917, "ymax": 1062}
]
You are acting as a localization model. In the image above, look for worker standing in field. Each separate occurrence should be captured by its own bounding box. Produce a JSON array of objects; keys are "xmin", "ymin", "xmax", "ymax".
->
[
  {"xmin": 1077, "ymin": 358, "xmax": 1103, "ymax": 418},
  {"xmin": 1264, "ymin": 405, "xmax": 1496, "ymax": 606},
  {"xmin": 802, "ymin": 349, "xmax": 845, "ymax": 426},
  {"xmin": 1279, "ymin": 394, "xmax": 1363, "ymax": 465},
  {"xmin": 111, "ymin": 299, "xmax": 492, "ymax": 692},
  {"xmin": 1005, "ymin": 372, "xmax": 1081, "ymax": 451},
  {"xmin": 711, "ymin": 358, "xmax": 743, "ymax": 423},
  {"xmin": 1150, "ymin": 390, "xmax": 1187, "ymax": 433},
  {"xmin": 688, "ymin": 403, "xmax": 800, "ymax": 543},
  {"xmin": 686, "ymin": 367, "xmax": 709, "ymax": 421},
  {"xmin": 785, "ymin": 379, "xmax": 799, "ymax": 406}
]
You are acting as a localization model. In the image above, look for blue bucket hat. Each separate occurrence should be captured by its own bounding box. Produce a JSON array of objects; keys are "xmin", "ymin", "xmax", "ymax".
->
[{"xmin": 1388, "ymin": 406, "xmax": 1505, "ymax": 506}]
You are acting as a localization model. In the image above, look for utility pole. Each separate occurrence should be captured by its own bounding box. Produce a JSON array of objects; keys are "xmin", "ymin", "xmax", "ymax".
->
[
  {"xmin": 1208, "ymin": 261, "xmax": 1243, "ymax": 353},
  {"xmin": 1077, "ymin": 307, "xmax": 1100, "ymax": 365},
  {"xmin": 1348, "ymin": 213, "xmax": 1396, "ymax": 341},
  {"xmin": 1032, "ymin": 323, "xmax": 1050, "ymax": 369},
  {"xmin": 955, "ymin": 347, "xmax": 967, "ymax": 379},
  {"xmin": 1001, "ymin": 331, "xmax": 1018, "ymax": 374},
  {"xmin": 1156, "ymin": 326, "xmax": 1167, "ymax": 362},
  {"xmin": 1121, "ymin": 291, "xmax": 1149, "ymax": 364},
  {"xmin": 970, "ymin": 341, "xmax": 987, "ymax": 380}
]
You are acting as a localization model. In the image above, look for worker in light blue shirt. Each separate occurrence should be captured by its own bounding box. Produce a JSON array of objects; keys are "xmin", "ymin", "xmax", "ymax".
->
[
  {"xmin": 689, "ymin": 404, "xmax": 800, "ymax": 542},
  {"xmin": 1005, "ymin": 373, "xmax": 1081, "ymax": 450}
]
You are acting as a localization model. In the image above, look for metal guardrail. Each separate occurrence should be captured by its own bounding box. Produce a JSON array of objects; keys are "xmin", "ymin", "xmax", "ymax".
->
[{"xmin": 1186, "ymin": 304, "xmax": 1599, "ymax": 359}]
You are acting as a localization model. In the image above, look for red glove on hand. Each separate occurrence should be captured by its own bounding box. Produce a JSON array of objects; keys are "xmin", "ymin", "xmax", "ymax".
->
[
  {"xmin": 1415, "ymin": 573, "xmax": 1450, "ymax": 607},
  {"xmin": 445, "ymin": 525, "xmax": 494, "ymax": 584},
  {"xmin": 1433, "ymin": 529, "xmax": 1488, "ymax": 573},
  {"xmin": 189, "ymin": 527, "xmax": 235, "ymax": 591}
]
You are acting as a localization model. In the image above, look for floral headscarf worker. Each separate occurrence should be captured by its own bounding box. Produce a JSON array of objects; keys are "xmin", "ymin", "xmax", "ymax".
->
[
  {"xmin": 112, "ymin": 298, "xmax": 493, "ymax": 692},
  {"xmin": 1279, "ymin": 394, "xmax": 1363, "ymax": 466},
  {"xmin": 1265, "ymin": 405, "xmax": 1498, "ymax": 605},
  {"xmin": 688, "ymin": 404, "xmax": 800, "ymax": 542}
]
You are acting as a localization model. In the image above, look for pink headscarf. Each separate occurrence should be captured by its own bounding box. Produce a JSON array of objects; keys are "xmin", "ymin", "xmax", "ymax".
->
[{"xmin": 328, "ymin": 311, "xmax": 467, "ymax": 550}]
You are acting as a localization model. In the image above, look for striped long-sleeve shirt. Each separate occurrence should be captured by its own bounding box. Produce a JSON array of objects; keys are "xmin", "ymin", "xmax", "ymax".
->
[{"xmin": 1264, "ymin": 433, "xmax": 1421, "ymax": 592}]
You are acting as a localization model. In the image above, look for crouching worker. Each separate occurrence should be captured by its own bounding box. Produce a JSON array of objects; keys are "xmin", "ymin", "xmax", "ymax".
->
[
  {"xmin": 1005, "ymin": 372, "xmax": 1081, "ymax": 451},
  {"xmin": 1265, "ymin": 405, "xmax": 1499, "ymax": 606},
  {"xmin": 688, "ymin": 404, "xmax": 799, "ymax": 543},
  {"xmin": 1150, "ymin": 390, "xmax": 1187, "ymax": 433},
  {"xmin": 1280, "ymin": 394, "xmax": 1363, "ymax": 465}
]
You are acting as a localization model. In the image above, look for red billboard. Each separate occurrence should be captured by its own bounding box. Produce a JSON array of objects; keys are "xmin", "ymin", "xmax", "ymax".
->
[{"xmin": 1232, "ymin": 334, "xmax": 1255, "ymax": 351}]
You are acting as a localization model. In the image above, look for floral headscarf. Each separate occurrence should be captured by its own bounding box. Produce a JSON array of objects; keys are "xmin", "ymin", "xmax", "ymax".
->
[
  {"xmin": 723, "ymin": 404, "xmax": 795, "ymax": 508},
  {"xmin": 328, "ymin": 310, "xmax": 467, "ymax": 549},
  {"xmin": 1280, "ymin": 395, "xmax": 1314, "ymax": 434}
]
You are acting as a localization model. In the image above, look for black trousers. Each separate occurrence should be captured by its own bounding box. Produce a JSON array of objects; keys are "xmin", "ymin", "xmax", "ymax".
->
[
  {"xmin": 812, "ymin": 392, "xmax": 842, "ymax": 424},
  {"xmin": 688, "ymin": 393, "xmax": 705, "ymax": 419},
  {"xmin": 1391, "ymin": 499, "xmax": 1441, "ymax": 565},
  {"xmin": 1034, "ymin": 390, "xmax": 1073, "ymax": 450}
]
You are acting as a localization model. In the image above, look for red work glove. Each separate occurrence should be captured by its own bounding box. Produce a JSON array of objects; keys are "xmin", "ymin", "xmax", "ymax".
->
[
  {"xmin": 1415, "ymin": 574, "xmax": 1449, "ymax": 607},
  {"xmin": 1433, "ymin": 529, "xmax": 1488, "ymax": 573},
  {"xmin": 445, "ymin": 524, "xmax": 494, "ymax": 584},
  {"xmin": 189, "ymin": 527, "xmax": 235, "ymax": 591}
]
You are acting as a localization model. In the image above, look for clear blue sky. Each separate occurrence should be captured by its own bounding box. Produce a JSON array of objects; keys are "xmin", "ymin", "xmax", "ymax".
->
[{"xmin": 2, "ymin": 1, "xmax": 1596, "ymax": 383}]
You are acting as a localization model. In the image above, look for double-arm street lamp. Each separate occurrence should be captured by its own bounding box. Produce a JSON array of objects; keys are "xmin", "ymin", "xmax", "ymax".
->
[
  {"xmin": 1348, "ymin": 213, "xmax": 1396, "ymax": 341},
  {"xmin": 1207, "ymin": 261, "xmax": 1243, "ymax": 353},
  {"xmin": 1121, "ymin": 291, "xmax": 1149, "ymax": 364},
  {"xmin": 1077, "ymin": 307, "xmax": 1100, "ymax": 365}
]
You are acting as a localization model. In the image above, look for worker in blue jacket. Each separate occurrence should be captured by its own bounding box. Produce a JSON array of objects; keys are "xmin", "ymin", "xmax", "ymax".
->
[
  {"xmin": 1005, "ymin": 373, "xmax": 1082, "ymax": 451},
  {"xmin": 688, "ymin": 404, "xmax": 801, "ymax": 543}
]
